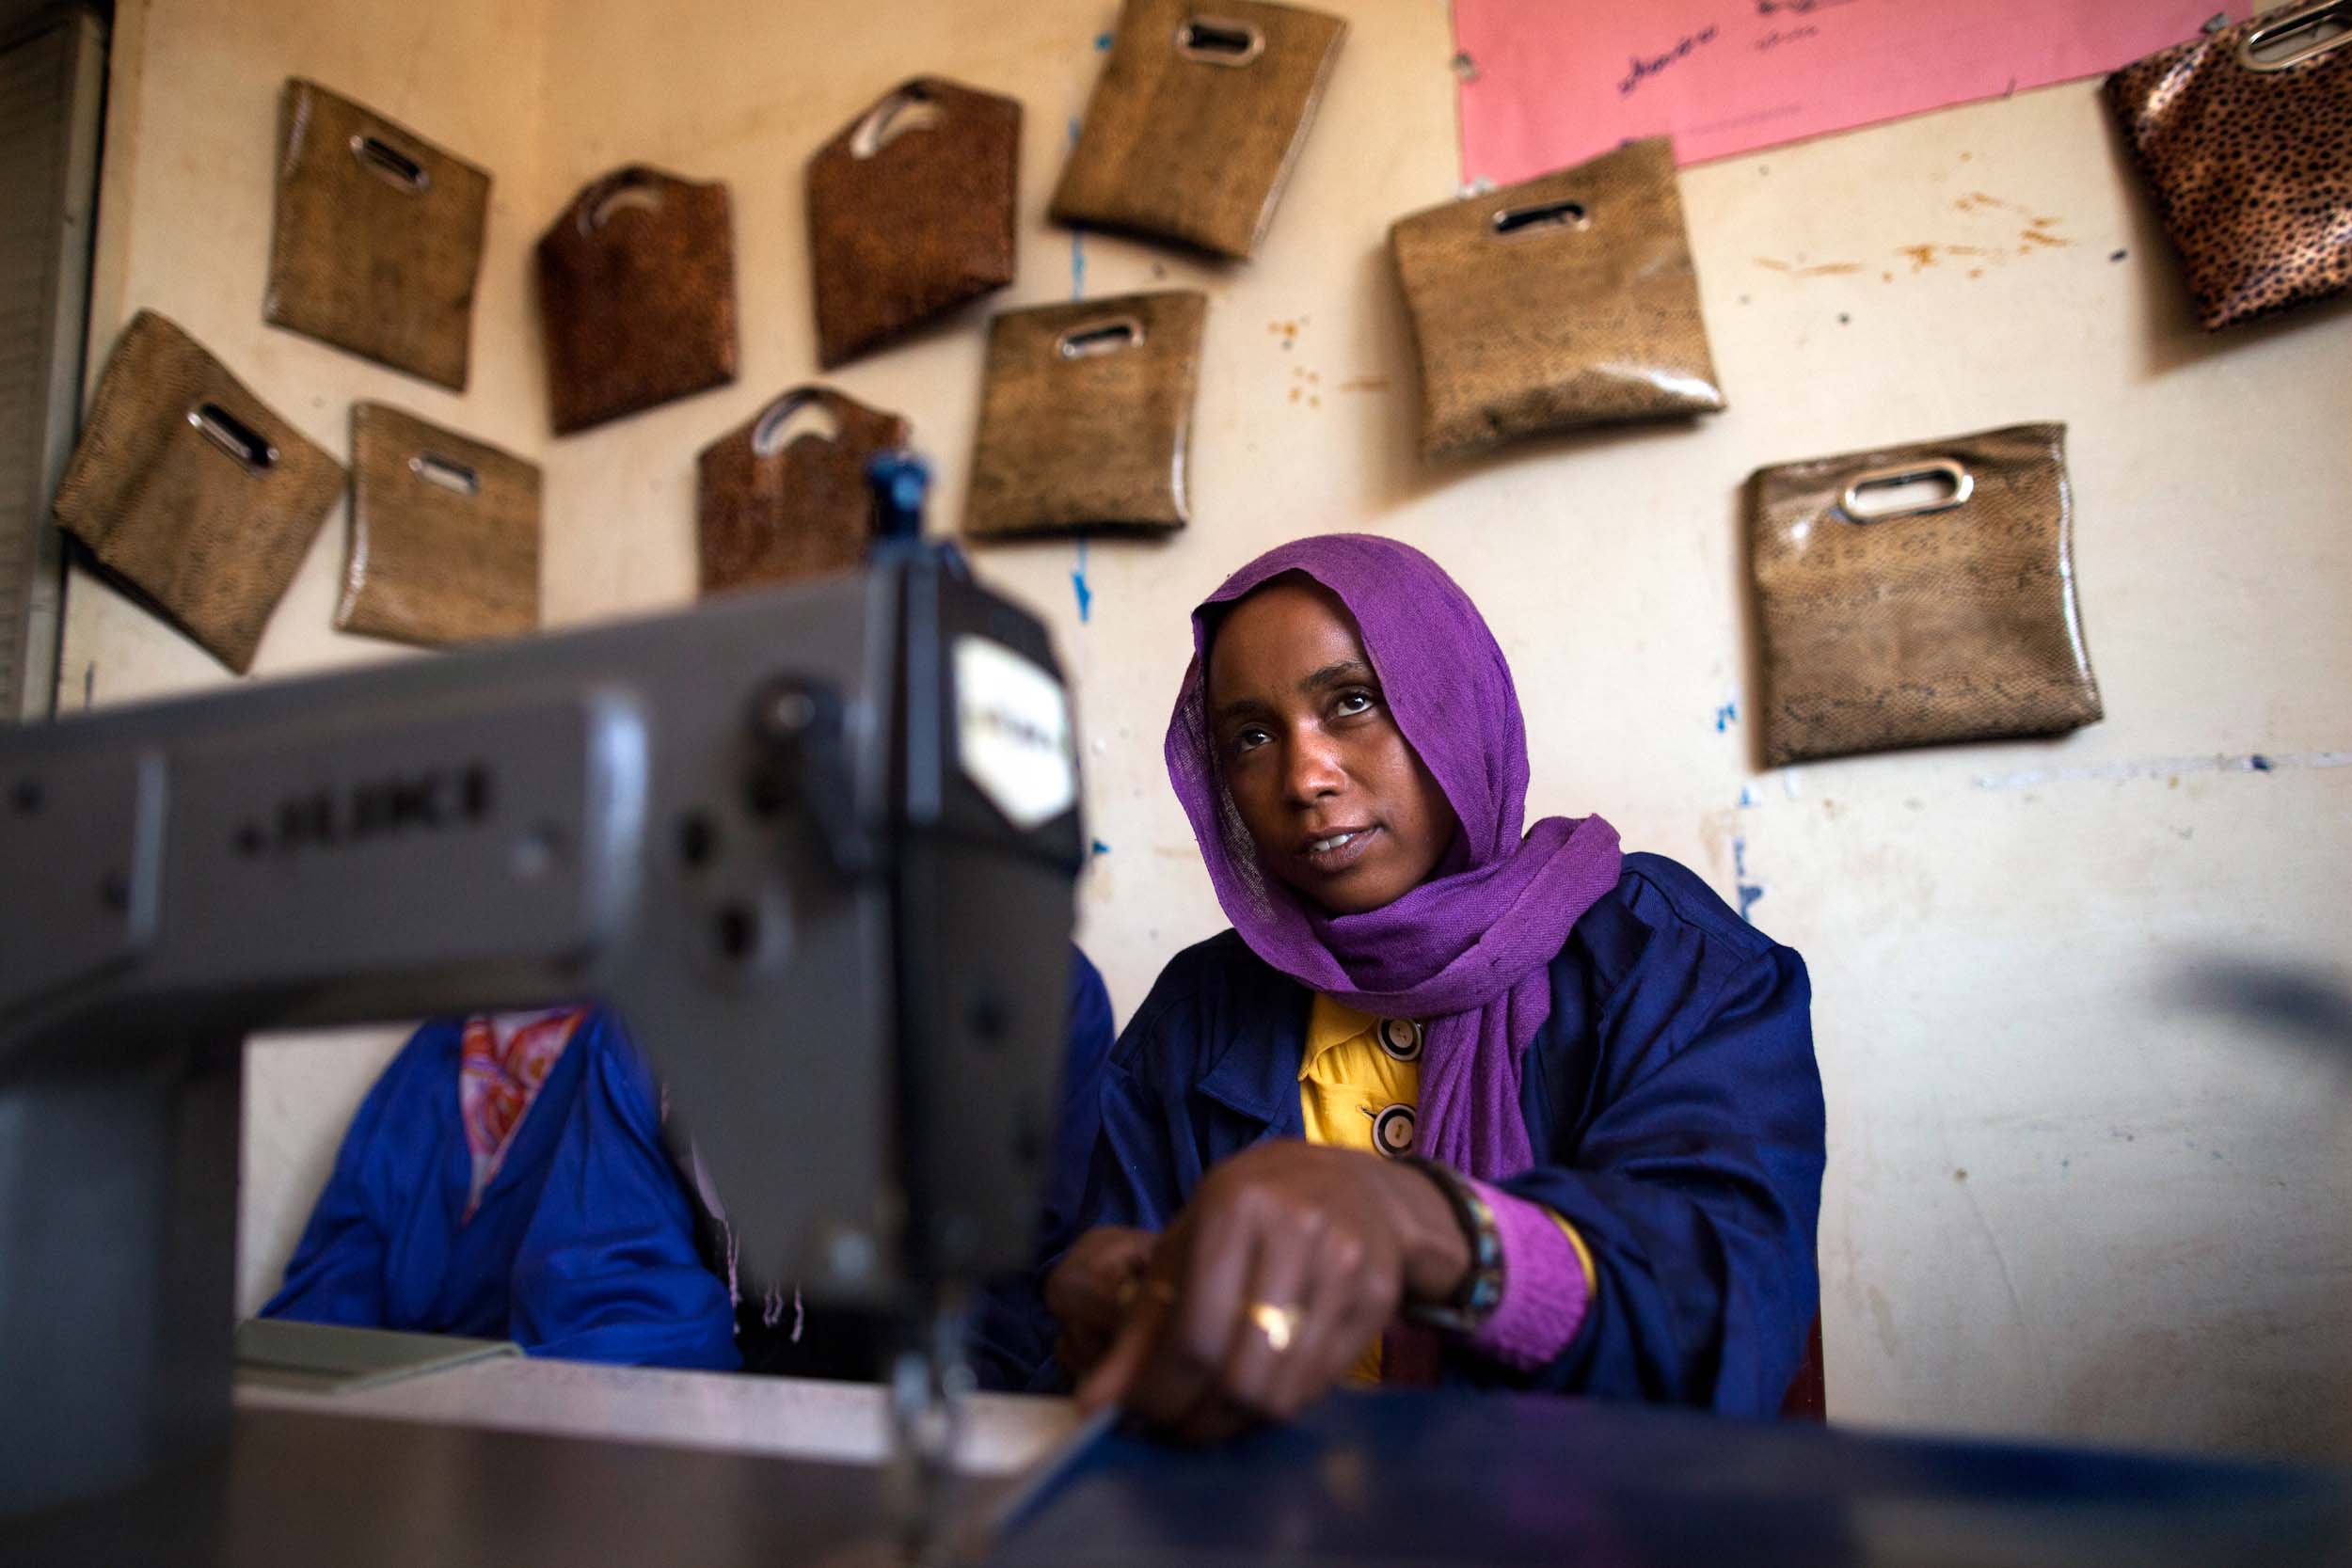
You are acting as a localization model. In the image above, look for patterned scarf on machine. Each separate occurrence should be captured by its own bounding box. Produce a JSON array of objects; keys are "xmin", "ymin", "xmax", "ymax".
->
[{"xmin": 457, "ymin": 1007, "xmax": 587, "ymax": 1220}]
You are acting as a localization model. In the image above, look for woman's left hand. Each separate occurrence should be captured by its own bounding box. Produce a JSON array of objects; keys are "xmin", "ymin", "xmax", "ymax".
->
[
  {"xmin": 1075, "ymin": 1140, "xmax": 1470, "ymax": 1442},
  {"xmin": 1044, "ymin": 1226, "xmax": 1158, "ymax": 1377}
]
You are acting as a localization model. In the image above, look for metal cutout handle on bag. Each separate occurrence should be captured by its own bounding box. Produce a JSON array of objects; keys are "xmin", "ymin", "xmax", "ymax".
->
[
  {"xmin": 1055, "ymin": 316, "xmax": 1146, "ymax": 358},
  {"xmin": 1175, "ymin": 15, "xmax": 1265, "ymax": 66},
  {"xmin": 347, "ymin": 132, "xmax": 431, "ymax": 194},
  {"xmin": 850, "ymin": 87, "xmax": 946, "ymax": 158},
  {"xmin": 2238, "ymin": 0, "xmax": 2351, "ymax": 71},
  {"xmin": 751, "ymin": 389, "xmax": 845, "ymax": 456},
  {"xmin": 187, "ymin": 404, "xmax": 279, "ymax": 475},
  {"xmin": 579, "ymin": 167, "xmax": 670, "ymax": 234},
  {"xmin": 1490, "ymin": 197, "xmax": 1591, "ymax": 241},
  {"xmin": 406, "ymin": 452, "xmax": 482, "ymax": 497},
  {"xmin": 1838, "ymin": 460, "xmax": 1974, "ymax": 523}
]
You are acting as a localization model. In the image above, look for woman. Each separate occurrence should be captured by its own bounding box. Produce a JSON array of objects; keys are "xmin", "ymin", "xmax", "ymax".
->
[{"xmin": 1043, "ymin": 535, "xmax": 1823, "ymax": 1438}]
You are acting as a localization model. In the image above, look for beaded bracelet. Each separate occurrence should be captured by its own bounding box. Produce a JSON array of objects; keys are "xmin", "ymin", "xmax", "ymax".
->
[{"xmin": 1398, "ymin": 1156, "xmax": 1504, "ymax": 1334}]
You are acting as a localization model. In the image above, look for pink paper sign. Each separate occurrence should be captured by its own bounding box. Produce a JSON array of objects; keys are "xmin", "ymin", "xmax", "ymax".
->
[{"xmin": 1453, "ymin": 0, "xmax": 2249, "ymax": 183}]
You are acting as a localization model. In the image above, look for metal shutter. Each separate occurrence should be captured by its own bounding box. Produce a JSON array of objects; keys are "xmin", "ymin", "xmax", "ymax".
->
[{"xmin": 0, "ymin": 7, "xmax": 105, "ymax": 722}]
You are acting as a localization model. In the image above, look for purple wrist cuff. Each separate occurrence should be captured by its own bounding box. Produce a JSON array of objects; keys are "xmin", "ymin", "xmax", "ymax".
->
[{"xmin": 1465, "ymin": 1180, "xmax": 1593, "ymax": 1370}]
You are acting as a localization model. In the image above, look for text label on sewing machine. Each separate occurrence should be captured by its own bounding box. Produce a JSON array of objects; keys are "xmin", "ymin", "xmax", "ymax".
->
[
  {"xmin": 954, "ymin": 635, "xmax": 1074, "ymax": 832},
  {"xmin": 238, "ymin": 763, "xmax": 495, "ymax": 855}
]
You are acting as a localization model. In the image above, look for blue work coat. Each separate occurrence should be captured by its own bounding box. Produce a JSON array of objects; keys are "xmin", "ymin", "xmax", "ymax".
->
[
  {"xmin": 1033, "ymin": 852, "xmax": 1825, "ymax": 1417},
  {"xmin": 269, "ymin": 949, "xmax": 1118, "ymax": 1380},
  {"xmin": 262, "ymin": 1009, "xmax": 741, "ymax": 1369}
]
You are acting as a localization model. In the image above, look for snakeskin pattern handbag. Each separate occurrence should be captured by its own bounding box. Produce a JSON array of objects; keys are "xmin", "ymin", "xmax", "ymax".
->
[
  {"xmin": 51, "ymin": 312, "xmax": 344, "ymax": 674},
  {"xmin": 807, "ymin": 78, "xmax": 1021, "ymax": 368},
  {"xmin": 1053, "ymin": 0, "xmax": 1345, "ymax": 259},
  {"xmin": 339, "ymin": 404, "xmax": 541, "ymax": 646},
  {"xmin": 265, "ymin": 79, "xmax": 490, "ymax": 389},
  {"xmin": 1747, "ymin": 422, "xmax": 2104, "ymax": 766},
  {"xmin": 697, "ymin": 387, "xmax": 910, "ymax": 593},
  {"xmin": 1391, "ymin": 138, "xmax": 1724, "ymax": 461},
  {"xmin": 965, "ymin": 292, "xmax": 1206, "ymax": 539},
  {"xmin": 536, "ymin": 166, "xmax": 739, "ymax": 434}
]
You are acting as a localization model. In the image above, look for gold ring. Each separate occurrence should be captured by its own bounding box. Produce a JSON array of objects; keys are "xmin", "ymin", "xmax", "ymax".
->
[
  {"xmin": 1248, "ymin": 1301, "xmax": 1300, "ymax": 1354},
  {"xmin": 1116, "ymin": 1275, "xmax": 1177, "ymax": 1311}
]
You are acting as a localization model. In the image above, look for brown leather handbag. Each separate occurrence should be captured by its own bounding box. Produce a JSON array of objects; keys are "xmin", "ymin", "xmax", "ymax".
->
[
  {"xmin": 2106, "ymin": 1, "xmax": 2352, "ymax": 330},
  {"xmin": 265, "ymin": 79, "xmax": 491, "ymax": 390},
  {"xmin": 338, "ymin": 404, "xmax": 540, "ymax": 647},
  {"xmin": 807, "ymin": 78, "xmax": 1020, "ymax": 369},
  {"xmin": 965, "ymin": 292, "xmax": 1205, "ymax": 540},
  {"xmin": 50, "ymin": 311, "xmax": 344, "ymax": 674},
  {"xmin": 1747, "ymin": 422, "xmax": 2103, "ymax": 767},
  {"xmin": 1053, "ymin": 0, "xmax": 1345, "ymax": 259},
  {"xmin": 536, "ymin": 166, "xmax": 739, "ymax": 435},
  {"xmin": 1391, "ymin": 137, "xmax": 1724, "ymax": 462},
  {"xmin": 697, "ymin": 387, "xmax": 910, "ymax": 594}
]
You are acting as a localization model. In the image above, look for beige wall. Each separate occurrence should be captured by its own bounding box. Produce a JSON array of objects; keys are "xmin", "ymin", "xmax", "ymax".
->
[
  {"xmin": 65, "ymin": 0, "xmax": 551, "ymax": 1315},
  {"xmin": 68, "ymin": 0, "xmax": 2352, "ymax": 1457},
  {"xmin": 72, "ymin": 0, "xmax": 548, "ymax": 703}
]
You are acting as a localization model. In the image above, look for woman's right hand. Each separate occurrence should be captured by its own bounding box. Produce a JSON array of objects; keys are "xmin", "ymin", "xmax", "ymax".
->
[{"xmin": 1043, "ymin": 1226, "xmax": 1157, "ymax": 1376}]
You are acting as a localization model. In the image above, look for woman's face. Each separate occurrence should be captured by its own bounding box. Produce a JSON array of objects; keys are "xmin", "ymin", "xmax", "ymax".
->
[{"xmin": 1205, "ymin": 578, "xmax": 1459, "ymax": 916}]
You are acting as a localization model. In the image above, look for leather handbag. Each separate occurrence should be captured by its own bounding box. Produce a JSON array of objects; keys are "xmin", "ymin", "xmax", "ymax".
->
[
  {"xmin": 50, "ymin": 311, "xmax": 344, "ymax": 674},
  {"xmin": 1391, "ymin": 137, "xmax": 1724, "ymax": 462},
  {"xmin": 807, "ymin": 77, "xmax": 1021, "ymax": 368},
  {"xmin": 965, "ymin": 292, "xmax": 1206, "ymax": 540},
  {"xmin": 338, "ymin": 404, "xmax": 541, "ymax": 646},
  {"xmin": 1746, "ymin": 422, "xmax": 2103, "ymax": 767},
  {"xmin": 2106, "ymin": 1, "xmax": 2352, "ymax": 330},
  {"xmin": 536, "ymin": 166, "xmax": 739, "ymax": 435},
  {"xmin": 265, "ymin": 79, "xmax": 491, "ymax": 390},
  {"xmin": 1052, "ymin": 0, "xmax": 1345, "ymax": 259},
  {"xmin": 697, "ymin": 387, "xmax": 910, "ymax": 594}
]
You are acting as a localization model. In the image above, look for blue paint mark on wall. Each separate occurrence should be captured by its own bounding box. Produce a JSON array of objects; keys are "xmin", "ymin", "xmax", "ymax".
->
[
  {"xmin": 1090, "ymin": 838, "xmax": 1112, "ymax": 858},
  {"xmin": 1095, "ymin": 30, "xmax": 1113, "ymax": 50},
  {"xmin": 1738, "ymin": 783, "xmax": 1756, "ymax": 808},
  {"xmin": 1732, "ymin": 834, "xmax": 1765, "ymax": 923},
  {"xmin": 1066, "ymin": 106, "xmax": 1091, "ymax": 623},
  {"xmin": 1713, "ymin": 698, "xmax": 1740, "ymax": 733},
  {"xmin": 1067, "ymin": 117, "xmax": 1088, "ymax": 300},
  {"xmin": 2249, "ymin": 753, "xmax": 2274, "ymax": 771}
]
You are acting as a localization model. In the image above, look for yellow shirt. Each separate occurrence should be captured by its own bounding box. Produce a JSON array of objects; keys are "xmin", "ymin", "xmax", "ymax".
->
[
  {"xmin": 1298, "ymin": 993, "xmax": 1422, "ymax": 1382},
  {"xmin": 1297, "ymin": 993, "xmax": 1597, "ymax": 1384},
  {"xmin": 1299, "ymin": 994, "xmax": 1422, "ymax": 1159}
]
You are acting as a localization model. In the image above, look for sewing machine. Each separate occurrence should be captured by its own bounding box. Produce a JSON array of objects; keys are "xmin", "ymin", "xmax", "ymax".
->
[{"xmin": 0, "ymin": 458, "xmax": 1082, "ymax": 1551}]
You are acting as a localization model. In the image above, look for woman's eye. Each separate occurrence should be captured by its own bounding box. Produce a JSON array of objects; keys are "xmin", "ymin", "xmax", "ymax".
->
[
  {"xmin": 1333, "ymin": 689, "xmax": 1376, "ymax": 717},
  {"xmin": 1230, "ymin": 725, "xmax": 1271, "ymax": 755}
]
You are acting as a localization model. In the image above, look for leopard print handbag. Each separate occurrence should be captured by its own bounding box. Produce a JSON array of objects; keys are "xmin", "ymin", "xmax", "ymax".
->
[{"xmin": 2106, "ymin": 1, "xmax": 2352, "ymax": 330}]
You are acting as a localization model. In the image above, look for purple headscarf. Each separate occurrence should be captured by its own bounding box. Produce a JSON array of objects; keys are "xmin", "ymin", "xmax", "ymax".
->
[{"xmin": 1166, "ymin": 534, "xmax": 1624, "ymax": 1181}]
